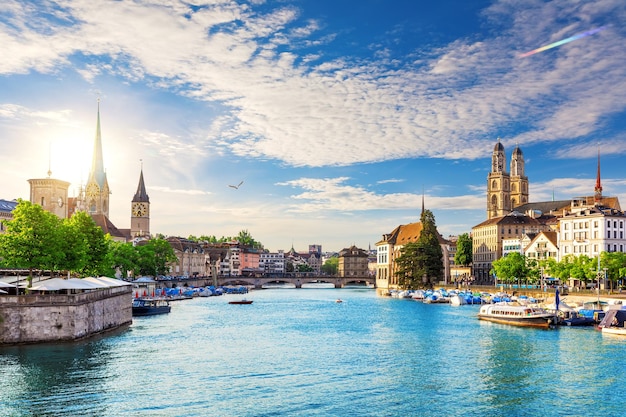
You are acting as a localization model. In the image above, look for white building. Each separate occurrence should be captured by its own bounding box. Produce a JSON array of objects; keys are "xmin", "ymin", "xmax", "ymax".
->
[
  {"xmin": 559, "ymin": 203, "xmax": 626, "ymax": 259},
  {"xmin": 259, "ymin": 250, "xmax": 285, "ymax": 275}
]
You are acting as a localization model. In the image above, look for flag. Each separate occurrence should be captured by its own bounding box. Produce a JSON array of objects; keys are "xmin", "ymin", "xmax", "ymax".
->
[{"xmin": 555, "ymin": 288, "xmax": 560, "ymax": 311}]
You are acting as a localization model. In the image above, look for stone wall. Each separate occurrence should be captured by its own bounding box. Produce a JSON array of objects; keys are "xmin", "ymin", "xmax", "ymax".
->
[{"xmin": 0, "ymin": 286, "xmax": 132, "ymax": 345}]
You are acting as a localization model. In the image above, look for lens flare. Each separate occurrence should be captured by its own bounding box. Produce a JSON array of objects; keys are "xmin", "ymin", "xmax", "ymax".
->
[{"xmin": 519, "ymin": 26, "xmax": 606, "ymax": 58}]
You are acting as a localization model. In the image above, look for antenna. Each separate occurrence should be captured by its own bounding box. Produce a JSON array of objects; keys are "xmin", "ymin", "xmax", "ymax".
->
[{"xmin": 47, "ymin": 141, "xmax": 52, "ymax": 178}]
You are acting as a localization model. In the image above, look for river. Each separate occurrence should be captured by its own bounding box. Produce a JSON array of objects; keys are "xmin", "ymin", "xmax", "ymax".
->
[{"xmin": 1, "ymin": 288, "xmax": 624, "ymax": 416}]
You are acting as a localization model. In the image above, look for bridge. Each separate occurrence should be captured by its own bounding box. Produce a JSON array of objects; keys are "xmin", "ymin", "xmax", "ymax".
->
[{"xmin": 162, "ymin": 275, "xmax": 376, "ymax": 289}]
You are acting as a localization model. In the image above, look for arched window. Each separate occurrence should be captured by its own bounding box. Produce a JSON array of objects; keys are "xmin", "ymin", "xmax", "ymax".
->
[{"xmin": 492, "ymin": 180, "xmax": 497, "ymax": 190}]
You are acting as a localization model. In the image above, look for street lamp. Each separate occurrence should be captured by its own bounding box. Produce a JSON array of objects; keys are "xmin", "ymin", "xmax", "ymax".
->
[{"xmin": 603, "ymin": 267, "xmax": 608, "ymax": 293}]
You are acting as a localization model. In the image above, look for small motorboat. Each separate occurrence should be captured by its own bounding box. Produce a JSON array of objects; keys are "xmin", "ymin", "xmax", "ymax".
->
[
  {"xmin": 228, "ymin": 299, "xmax": 253, "ymax": 305},
  {"xmin": 132, "ymin": 298, "xmax": 171, "ymax": 316},
  {"xmin": 335, "ymin": 299, "xmax": 343, "ymax": 303}
]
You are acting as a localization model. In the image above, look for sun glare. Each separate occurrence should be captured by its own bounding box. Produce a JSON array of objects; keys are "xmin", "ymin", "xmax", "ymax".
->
[{"xmin": 47, "ymin": 130, "xmax": 93, "ymax": 196}]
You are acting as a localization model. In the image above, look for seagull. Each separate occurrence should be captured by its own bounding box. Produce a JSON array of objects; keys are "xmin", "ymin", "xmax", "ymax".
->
[{"xmin": 228, "ymin": 180, "xmax": 244, "ymax": 189}]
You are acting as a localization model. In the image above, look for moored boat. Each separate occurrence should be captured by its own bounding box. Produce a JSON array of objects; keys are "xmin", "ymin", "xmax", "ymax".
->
[
  {"xmin": 478, "ymin": 303, "xmax": 555, "ymax": 328},
  {"xmin": 228, "ymin": 299, "xmax": 253, "ymax": 305},
  {"xmin": 132, "ymin": 298, "xmax": 171, "ymax": 316},
  {"xmin": 598, "ymin": 307, "xmax": 626, "ymax": 336}
]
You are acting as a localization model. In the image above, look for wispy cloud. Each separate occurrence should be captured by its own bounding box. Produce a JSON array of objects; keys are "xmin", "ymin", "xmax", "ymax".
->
[{"xmin": 1, "ymin": 0, "xmax": 624, "ymax": 169}]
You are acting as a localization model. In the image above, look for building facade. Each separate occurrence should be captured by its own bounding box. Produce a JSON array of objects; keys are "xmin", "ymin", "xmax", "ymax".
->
[{"xmin": 338, "ymin": 245, "xmax": 369, "ymax": 277}]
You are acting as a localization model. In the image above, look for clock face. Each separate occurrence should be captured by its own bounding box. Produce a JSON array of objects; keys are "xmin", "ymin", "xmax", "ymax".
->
[
  {"xmin": 86, "ymin": 183, "xmax": 99, "ymax": 197},
  {"xmin": 133, "ymin": 203, "xmax": 147, "ymax": 217}
]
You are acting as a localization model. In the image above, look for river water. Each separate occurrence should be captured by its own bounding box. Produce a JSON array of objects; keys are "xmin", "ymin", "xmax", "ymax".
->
[{"xmin": 1, "ymin": 288, "xmax": 624, "ymax": 416}]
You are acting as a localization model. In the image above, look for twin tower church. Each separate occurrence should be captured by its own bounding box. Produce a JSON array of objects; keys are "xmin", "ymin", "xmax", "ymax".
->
[
  {"xmin": 487, "ymin": 139, "xmax": 529, "ymax": 220},
  {"xmin": 28, "ymin": 103, "xmax": 150, "ymax": 241}
]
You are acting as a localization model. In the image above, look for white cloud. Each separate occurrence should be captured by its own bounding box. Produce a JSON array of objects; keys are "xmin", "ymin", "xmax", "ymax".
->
[{"xmin": 1, "ymin": 0, "xmax": 624, "ymax": 169}]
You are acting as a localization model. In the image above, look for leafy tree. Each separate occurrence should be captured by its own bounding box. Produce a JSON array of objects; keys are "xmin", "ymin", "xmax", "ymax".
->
[
  {"xmin": 321, "ymin": 257, "xmax": 339, "ymax": 275},
  {"xmin": 103, "ymin": 240, "xmax": 139, "ymax": 279},
  {"xmin": 491, "ymin": 252, "xmax": 528, "ymax": 284},
  {"xmin": 236, "ymin": 229, "xmax": 263, "ymax": 249},
  {"xmin": 296, "ymin": 263, "xmax": 313, "ymax": 273},
  {"xmin": 394, "ymin": 210, "xmax": 444, "ymax": 289},
  {"xmin": 135, "ymin": 238, "xmax": 177, "ymax": 277},
  {"xmin": 394, "ymin": 241, "xmax": 424, "ymax": 289},
  {"xmin": 151, "ymin": 238, "xmax": 178, "ymax": 276},
  {"xmin": 55, "ymin": 219, "xmax": 89, "ymax": 276},
  {"xmin": 454, "ymin": 233, "xmax": 473, "ymax": 266},
  {"xmin": 0, "ymin": 200, "xmax": 61, "ymax": 286},
  {"xmin": 68, "ymin": 211, "xmax": 108, "ymax": 276},
  {"xmin": 417, "ymin": 210, "xmax": 444, "ymax": 286}
]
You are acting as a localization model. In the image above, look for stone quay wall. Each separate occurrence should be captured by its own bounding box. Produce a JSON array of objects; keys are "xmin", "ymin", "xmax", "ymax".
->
[{"xmin": 0, "ymin": 286, "xmax": 132, "ymax": 345}]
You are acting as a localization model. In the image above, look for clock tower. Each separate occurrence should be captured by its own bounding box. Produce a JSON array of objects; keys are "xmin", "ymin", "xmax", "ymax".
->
[
  {"xmin": 130, "ymin": 167, "xmax": 150, "ymax": 238},
  {"xmin": 84, "ymin": 100, "xmax": 111, "ymax": 217},
  {"xmin": 487, "ymin": 138, "xmax": 511, "ymax": 219}
]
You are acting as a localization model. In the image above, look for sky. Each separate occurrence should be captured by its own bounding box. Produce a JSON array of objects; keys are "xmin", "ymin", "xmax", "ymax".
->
[{"xmin": 1, "ymin": 0, "xmax": 626, "ymax": 253}]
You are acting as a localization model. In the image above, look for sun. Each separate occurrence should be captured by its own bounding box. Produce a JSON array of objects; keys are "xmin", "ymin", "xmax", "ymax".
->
[{"xmin": 47, "ymin": 129, "xmax": 93, "ymax": 197}]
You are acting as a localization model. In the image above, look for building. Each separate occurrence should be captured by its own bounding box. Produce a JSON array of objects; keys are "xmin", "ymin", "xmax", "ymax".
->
[
  {"xmin": 130, "ymin": 167, "xmax": 150, "ymax": 238},
  {"xmin": 165, "ymin": 237, "xmax": 206, "ymax": 277},
  {"xmin": 259, "ymin": 250, "xmax": 285, "ymax": 276},
  {"xmin": 28, "ymin": 175, "xmax": 70, "ymax": 220},
  {"xmin": 524, "ymin": 231, "xmax": 558, "ymax": 261},
  {"xmin": 472, "ymin": 211, "xmax": 554, "ymax": 283},
  {"xmin": 558, "ymin": 204, "xmax": 626, "ymax": 259},
  {"xmin": 375, "ymin": 220, "xmax": 451, "ymax": 291},
  {"xmin": 487, "ymin": 139, "xmax": 528, "ymax": 220},
  {"xmin": 338, "ymin": 245, "xmax": 369, "ymax": 277}
]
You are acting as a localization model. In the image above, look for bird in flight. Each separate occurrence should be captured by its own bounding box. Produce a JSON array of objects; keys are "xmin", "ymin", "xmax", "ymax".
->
[{"xmin": 228, "ymin": 180, "xmax": 244, "ymax": 189}]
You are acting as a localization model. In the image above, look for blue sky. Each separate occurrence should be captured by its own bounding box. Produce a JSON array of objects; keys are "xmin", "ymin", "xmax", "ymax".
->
[{"xmin": 1, "ymin": 0, "xmax": 626, "ymax": 252}]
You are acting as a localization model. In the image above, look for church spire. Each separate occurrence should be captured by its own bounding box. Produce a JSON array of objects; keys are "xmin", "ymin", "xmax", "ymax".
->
[
  {"xmin": 89, "ymin": 99, "xmax": 106, "ymax": 188},
  {"xmin": 594, "ymin": 148, "xmax": 602, "ymax": 203},
  {"xmin": 132, "ymin": 160, "xmax": 150, "ymax": 203}
]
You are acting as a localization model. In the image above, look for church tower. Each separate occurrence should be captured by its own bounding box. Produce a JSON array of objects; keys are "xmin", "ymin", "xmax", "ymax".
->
[
  {"xmin": 594, "ymin": 150, "xmax": 603, "ymax": 203},
  {"xmin": 487, "ymin": 139, "xmax": 511, "ymax": 219},
  {"xmin": 28, "ymin": 167, "xmax": 70, "ymax": 219},
  {"xmin": 509, "ymin": 144, "xmax": 528, "ymax": 209},
  {"xmin": 130, "ymin": 166, "xmax": 150, "ymax": 238},
  {"xmin": 84, "ymin": 101, "xmax": 111, "ymax": 217}
]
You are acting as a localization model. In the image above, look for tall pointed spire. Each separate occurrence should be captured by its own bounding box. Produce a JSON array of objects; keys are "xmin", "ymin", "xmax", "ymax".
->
[
  {"xmin": 90, "ymin": 99, "xmax": 106, "ymax": 187},
  {"xmin": 132, "ymin": 160, "xmax": 150, "ymax": 203},
  {"xmin": 594, "ymin": 148, "xmax": 602, "ymax": 203},
  {"xmin": 421, "ymin": 185, "xmax": 425, "ymax": 217}
]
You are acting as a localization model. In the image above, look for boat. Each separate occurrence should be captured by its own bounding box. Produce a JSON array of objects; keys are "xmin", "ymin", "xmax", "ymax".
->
[
  {"xmin": 598, "ymin": 307, "xmax": 626, "ymax": 336},
  {"xmin": 335, "ymin": 299, "xmax": 343, "ymax": 303},
  {"xmin": 228, "ymin": 299, "xmax": 253, "ymax": 305},
  {"xmin": 132, "ymin": 298, "xmax": 171, "ymax": 316},
  {"xmin": 478, "ymin": 303, "xmax": 556, "ymax": 328}
]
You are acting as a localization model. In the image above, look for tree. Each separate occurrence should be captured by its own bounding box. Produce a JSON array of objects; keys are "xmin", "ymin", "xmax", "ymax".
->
[
  {"xmin": 236, "ymin": 229, "xmax": 263, "ymax": 249},
  {"xmin": 134, "ymin": 238, "xmax": 177, "ymax": 277},
  {"xmin": 491, "ymin": 252, "xmax": 528, "ymax": 285},
  {"xmin": 394, "ymin": 210, "xmax": 444, "ymax": 289},
  {"xmin": 321, "ymin": 257, "xmax": 339, "ymax": 275},
  {"xmin": 454, "ymin": 233, "xmax": 473, "ymax": 266},
  {"xmin": 0, "ymin": 200, "xmax": 61, "ymax": 286},
  {"xmin": 67, "ymin": 211, "xmax": 108, "ymax": 276},
  {"xmin": 296, "ymin": 263, "xmax": 313, "ymax": 273},
  {"xmin": 103, "ymin": 240, "xmax": 139, "ymax": 279},
  {"xmin": 394, "ymin": 241, "xmax": 424, "ymax": 289}
]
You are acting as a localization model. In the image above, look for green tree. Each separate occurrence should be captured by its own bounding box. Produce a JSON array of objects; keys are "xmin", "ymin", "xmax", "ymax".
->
[
  {"xmin": 394, "ymin": 241, "xmax": 424, "ymax": 289},
  {"xmin": 296, "ymin": 263, "xmax": 313, "ymax": 273},
  {"xmin": 55, "ymin": 218, "xmax": 89, "ymax": 276},
  {"xmin": 321, "ymin": 257, "xmax": 339, "ymax": 275},
  {"xmin": 491, "ymin": 252, "xmax": 528, "ymax": 285},
  {"xmin": 68, "ymin": 211, "xmax": 108, "ymax": 276},
  {"xmin": 103, "ymin": 240, "xmax": 139, "ymax": 279},
  {"xmin": 236, "ymin": 229, "xmax": 263, "ymax": 249},
  {"xmin": 454, "ymin": 233, "xmax": 473, "ymax": 266},
  {"xmin": 0, "ymin": 200, "xmax": 61, "ymax": 286},
  {"xmin": 394, "ymin": 210, "xmax": 444, "ymax": 289}
]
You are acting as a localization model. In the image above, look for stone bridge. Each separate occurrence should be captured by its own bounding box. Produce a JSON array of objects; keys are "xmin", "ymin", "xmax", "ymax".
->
[{"xmin": 164, "ymin": 276, "xmax": 376, "ymax": 289}]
